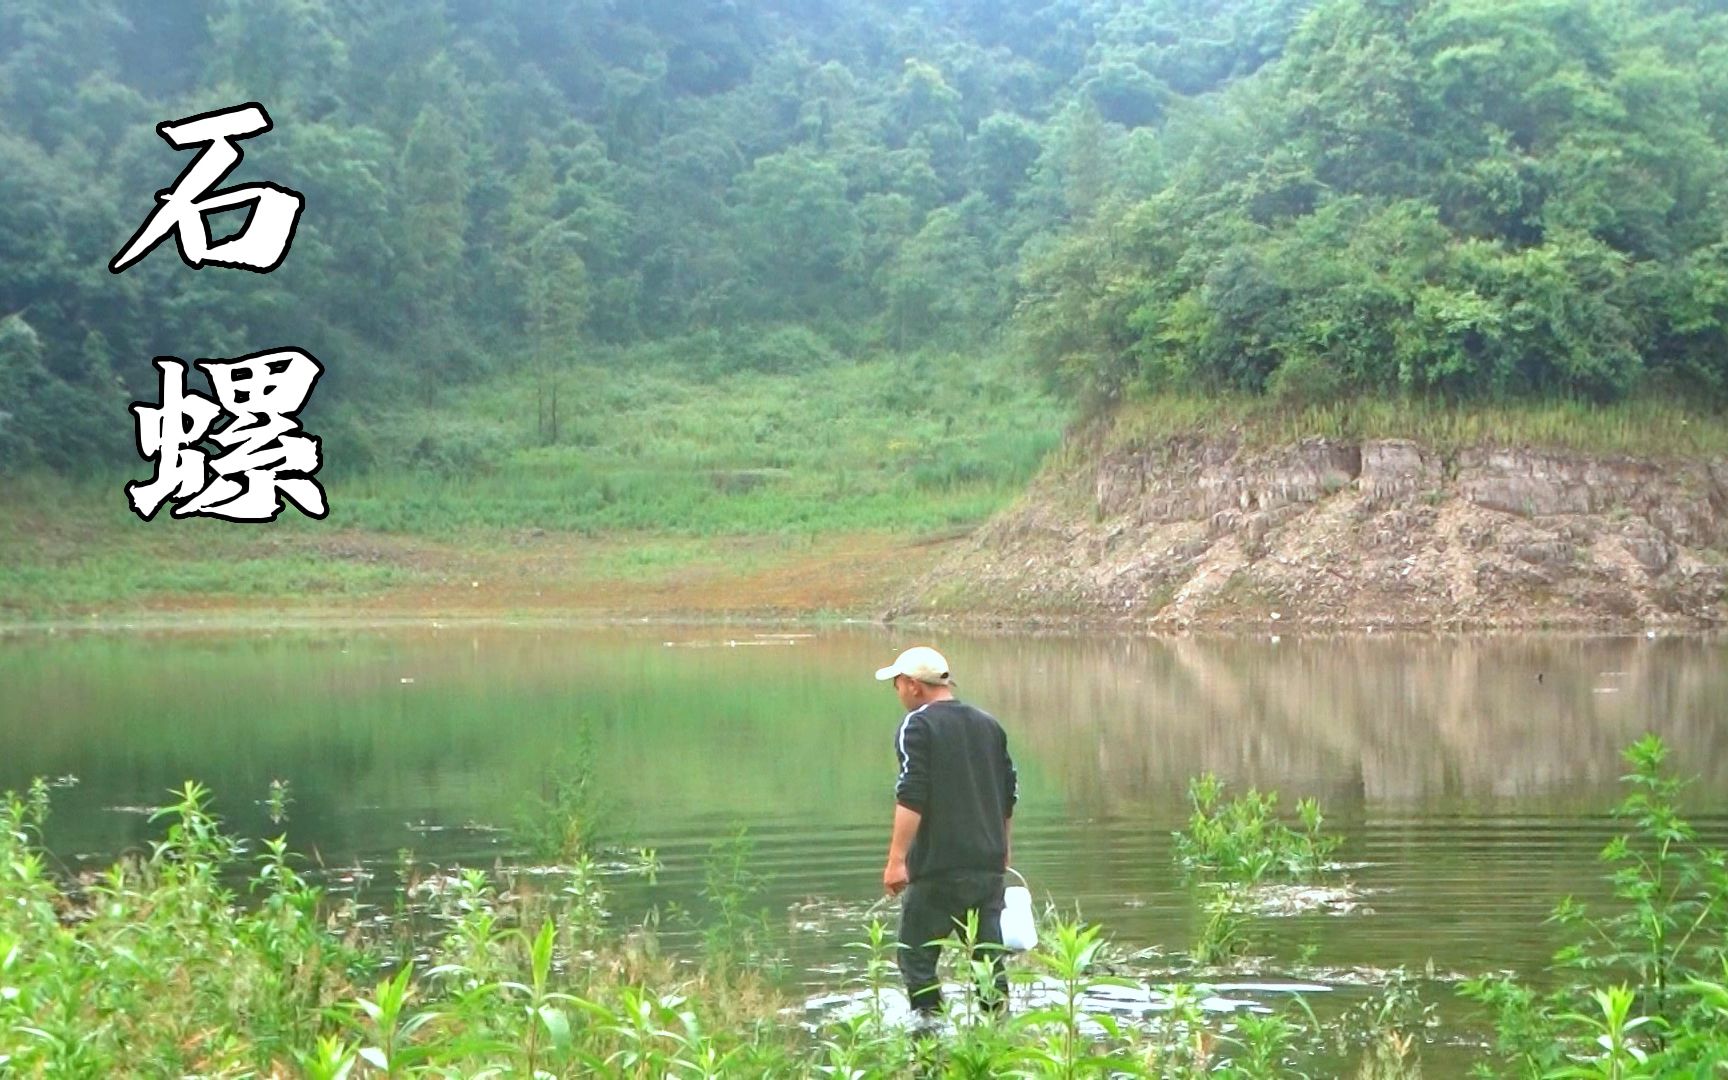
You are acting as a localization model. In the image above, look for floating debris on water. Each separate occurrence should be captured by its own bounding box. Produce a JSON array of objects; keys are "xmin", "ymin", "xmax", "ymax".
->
[
  {"xmin": 405, "ymin": 819, "xmax": 504, "ymax": 834},
  {"xmin": 513, "ymin": 859, "xmax": 647, "ymax": 877},
  {"xmin": 407, "ymin": 873, "xmax": 470, "ymax": 899},
  {"xmin": 800, "ymin": 977, "xmax": 1332, "ymax": 1034},
  {"xmin": 786, "ymin": 895, "xmax": 897, "ymax": 935},
  {"xmin": 1248, "ymin": 882, "xmax": 1376, "ymax": 917},
  {"xmin": 661, "ymin": 638, "xmax": 799, "ymax": 649}
]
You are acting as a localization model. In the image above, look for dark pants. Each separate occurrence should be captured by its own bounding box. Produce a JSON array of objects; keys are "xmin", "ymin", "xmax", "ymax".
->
[{"xmin": 897, "ymin": 870, "xmax": 1008, "ymax": 1015}]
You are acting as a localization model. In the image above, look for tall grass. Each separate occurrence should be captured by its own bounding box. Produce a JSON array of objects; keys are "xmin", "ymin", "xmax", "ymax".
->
[
  {"xmin": 0, "ymin": 349, "xmax": 1063, "ymax": 614},
  {"xmin": 0, "ymin": 777, "xmax": 1363, "ymax": 1077},
  {"xmin": 333, "ymin": 350, "xmax": 1064, "ymax": 537},
  {"xmin": 1110, "ymin": 393, "xmax": 1728, "ymax": 458}
]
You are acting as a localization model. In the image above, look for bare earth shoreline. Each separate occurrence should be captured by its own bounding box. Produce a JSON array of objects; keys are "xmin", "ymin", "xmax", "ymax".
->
[
  {"xmin": 7, "ymin": 435, "xmax": 1726, "ymax": 634},
  {"xmin": 891, "ymin": 433, "xmax": 1728, "ymax": 633}
]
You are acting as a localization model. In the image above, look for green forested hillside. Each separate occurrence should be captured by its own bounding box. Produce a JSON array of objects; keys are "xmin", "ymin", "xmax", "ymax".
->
[
  {"xmin": 4, "ymin": 0, "xmax": 1727, "ymax": 485},
  {"xmin": 1023, "ymin": 0, "xmax": 1728, "ymax": 406},
  {"xmin": 0, "ymin": 0, "xmax": 1310, "ymax": 474}
]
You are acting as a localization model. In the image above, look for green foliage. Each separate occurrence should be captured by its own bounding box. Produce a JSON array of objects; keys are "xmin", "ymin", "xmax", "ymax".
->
[
  {"xmin": 1460, "ymin": 734, "xmax": 1728, "ymax": 1077},
  {"xmin": 25, "ymin": 0, "xmax": 1726, "ymax": 478},
  {"xmin": 0, "ymin": 348, "xmax": 1061, "ymax": 615},
  {"xmin": 248, "ymin": 350, "xmax": 1061, "ymax": 538},
  {"xmin": 1549, "ymin": 735, "xmax": 1728, "ymax": 1028},
  {"xmin": 0, "ymin": 780, "xmax": 356, "ymax": 1075},
  {"xmin": 0, "ymin": 0, "xmax": 1333, "ymax": 475},
  {"xmin": 0, "ymin": 314, "xmax": 130, "ymax": 474},
  {"xmin": 9, "ymin": 744, "xmax": 1726, "ymax": 1077},
  {"xmin": 1336, "ymin": 971, "xmax": 1436, "ymax": 1080},
  {"xmin": 512, "ymin": 725, "xmax": 614, "ymax": 865},
  {"xmin": 694, "ymin": 828, "xmax": 777, "ymax": 979},
  {"xmin": 1175, "ymin": 773, "xmax": 1341, "ymax": 883},
  {"xmin": 13, "ymin": 0, "xmax": 1728, "ymax": 476},
  {"xmin": 1175, "ymin": 775, "xmax": 1344, "ymax": 967},
  {"xmin": 1024, "ymin": 0, "xmax": 1728, "ymax": 409}
]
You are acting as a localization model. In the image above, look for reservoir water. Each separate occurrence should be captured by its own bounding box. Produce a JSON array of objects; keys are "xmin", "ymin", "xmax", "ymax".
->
[{"xmin": 4, "ymin": 624, "xmax": 1725, "ymax": 1066}]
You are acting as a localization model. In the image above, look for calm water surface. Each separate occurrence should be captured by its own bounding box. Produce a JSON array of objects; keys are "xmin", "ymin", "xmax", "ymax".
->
[{"xmin": 3, "ymin": 624, "xmax": 1726, "ymax": 1062}]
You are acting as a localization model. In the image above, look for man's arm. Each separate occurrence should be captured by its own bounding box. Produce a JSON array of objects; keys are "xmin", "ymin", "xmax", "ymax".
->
[
  {"xmin": 886, "ymin": 711, "xmax": 930, "ymax": 895},
  {"xmin": 1002, "ymin": 729, "xmax": 1017, "ymax": 869},
  {"xmin": 884, "ymin": 803, "xmax": 921, "ymax": 896}
]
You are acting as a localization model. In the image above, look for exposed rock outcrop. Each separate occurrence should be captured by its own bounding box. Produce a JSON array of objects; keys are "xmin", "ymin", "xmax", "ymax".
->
[{"xmin": 896, "ymin": 429, "xmax": 1728, "ymax": 630}]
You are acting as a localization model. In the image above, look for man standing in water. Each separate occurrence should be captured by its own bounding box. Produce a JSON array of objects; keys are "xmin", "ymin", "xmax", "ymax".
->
[{"xmin": 876, "ymin": 645, "xmax": 1018, "ymax": 1022}]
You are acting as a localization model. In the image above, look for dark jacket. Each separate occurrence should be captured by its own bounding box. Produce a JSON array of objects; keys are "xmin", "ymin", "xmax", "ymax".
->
[{"xmin": 893, "ymin": 699, "xmax": 1017, "ymax": 881}]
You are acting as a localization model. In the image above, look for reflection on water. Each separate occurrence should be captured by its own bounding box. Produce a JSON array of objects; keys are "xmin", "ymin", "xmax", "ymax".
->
[
  {"xmin": 2, "ymin": 625, "xmax": 1726, "ymax": 1064},
  {"xmin": 983, "ymin": 633, "xmax": 1728, "ymax": 811}
]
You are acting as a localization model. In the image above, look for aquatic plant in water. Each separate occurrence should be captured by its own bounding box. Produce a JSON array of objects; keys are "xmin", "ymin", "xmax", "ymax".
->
[
  {"xmin": 3, "ymin": 738, "xmax": 1723, "ymax": 1076},
  {"xmin": 1175, "ymin": 773, "xmax": 1346, "ymax": 966},
  {"xmin": 1461, "ymin": 734, "xmax": 1728, "ymax": 1077}
]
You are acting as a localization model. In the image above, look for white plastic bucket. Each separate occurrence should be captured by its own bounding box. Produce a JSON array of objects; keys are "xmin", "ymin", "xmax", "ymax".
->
[{"xmin": 1001, "ymin": 867, "xmax": 1037, "ymax": 951}]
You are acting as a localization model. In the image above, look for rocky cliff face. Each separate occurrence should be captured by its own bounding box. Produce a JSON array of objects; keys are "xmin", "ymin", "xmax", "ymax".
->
[{"xmin": 897, "ymin": 431, "xmax": 1728, "ymax": 629}]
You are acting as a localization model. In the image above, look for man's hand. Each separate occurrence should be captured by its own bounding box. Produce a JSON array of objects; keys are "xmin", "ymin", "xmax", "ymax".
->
[
  {"xmin": 885, "ymin": 803, "xmax": 921, "ymax": 897},
  {"xmin": 883, "ymin": 857, "xmax": 909, "ymax": 897}
]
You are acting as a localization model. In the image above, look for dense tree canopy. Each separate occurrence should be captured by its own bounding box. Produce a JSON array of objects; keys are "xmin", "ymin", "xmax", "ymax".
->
[
  {"xmin": 1023, "ymin": 0, "xmax": 1728, "ymax": 406},
  {"xmin": 1, "ymin": 0, "xmax": 1724, "ymax": 473}
]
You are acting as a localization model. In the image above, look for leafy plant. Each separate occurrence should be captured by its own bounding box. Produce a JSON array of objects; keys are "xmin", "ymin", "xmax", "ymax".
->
[
  {"xmin": 1176, "ymin": 774, "xmax": 1341, "ymax": 883},
  {"xmin": 1549, "ymin": 735, "xmax": 1728, "ymax": 1026},
  {"xmin": 696, "ymin": 827, "xmax": 777, "ymax": 977},
  {"xmin": 513, "ymin": 727, "xmax": 616, "ymax": 864},
  {"xmin": 1462, "ymin": 735, "xmax": 1728, "ymax": 1075},
  {"xmin": 1176, "ymin": 774, "xmax": 1343, "ymax": 964}
]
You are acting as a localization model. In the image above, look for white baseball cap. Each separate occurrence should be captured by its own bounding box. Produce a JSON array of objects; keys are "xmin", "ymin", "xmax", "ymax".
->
[{"xmin": 874, "ymin": 645, "xmax": 954, "ymax": 686}]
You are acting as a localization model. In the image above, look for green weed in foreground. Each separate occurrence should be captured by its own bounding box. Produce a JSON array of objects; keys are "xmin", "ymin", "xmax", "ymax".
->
[
  {"xmin": 3, "ymin": 737, "xmax": 1726, "ymax": 1076},
  {"xmin": 512, "ymin": 727, "xmax": 618, "ymax": 865},
  {"xmin": 1462, "ymin": 734, "xmax": 1728, "ymax": 1078},
  {"xmin": 1175, "ymin": 774, "xmax": 1343, "ymax": 966},
  {"xmin": 1175, "ymin": 774, "xmax": 1341, "ymax": 883},
  {"xmin": 0, "ymin": 775, "xmax": 1360, "ymax": 1078}
]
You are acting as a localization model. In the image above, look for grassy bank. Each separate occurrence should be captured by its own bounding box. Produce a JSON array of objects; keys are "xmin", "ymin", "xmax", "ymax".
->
[
  {"xmin": 3, "ymin": 737, "xmax": 1725, "ymax": 1076},
  {"xmin": 1107, "ymin": 394, "xmax": 1728, "ymax": 458},
  {"xmin": 10, "ymin": 367, "xmax": 1728, "ymax": 624},
  {"xmin": 0, "ymin": 351, "xmax": 1063, "ymax": 620},
  {"xmin": 333, "ymin": 351, "xmax": 1062, "ymax": 536}
]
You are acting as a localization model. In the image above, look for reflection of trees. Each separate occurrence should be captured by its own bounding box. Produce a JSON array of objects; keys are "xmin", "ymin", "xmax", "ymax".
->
[
  {"xmin": 7, "ymin": 628, "xmax": 1728, "ymax": 867},
  {"xmin": 0, "ymin": 627, "xmax": 920, "ymax": 860},
  {"xmin": 980, "ymin": 636, "xmax": 1728, "ymax": 816}
]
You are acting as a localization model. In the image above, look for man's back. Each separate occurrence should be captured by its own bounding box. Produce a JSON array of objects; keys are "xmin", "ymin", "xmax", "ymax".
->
[
  {"xmin": 894, "ymin": 699, "xmax": 1017, "ymax": 880},
  {"xmin": 875, "ymin": 646, "xmax": 1017, "ymax": 1017}
]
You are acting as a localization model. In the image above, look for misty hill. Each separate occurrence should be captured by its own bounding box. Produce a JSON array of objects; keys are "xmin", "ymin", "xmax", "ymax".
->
[
  {"xmin": 0, "ymin": 0, "xmax": 1310, "ymax": 473},
  {"xmin": 2, "ymin": 0, "xmax": 1726, "ymax": 485}
]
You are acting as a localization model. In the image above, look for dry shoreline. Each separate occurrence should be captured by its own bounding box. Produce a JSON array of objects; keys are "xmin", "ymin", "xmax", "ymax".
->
[
  {"xmin": 1, "ymin": 528, "xmax": 1710, "ymax": 638},
  {"xmin": 892, "ymin": 433, "xmax": 1728, "ymax": 633},
  {"xmin": 9, "ymin": 433, "xmax": 1727, "ymax": 634}
]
